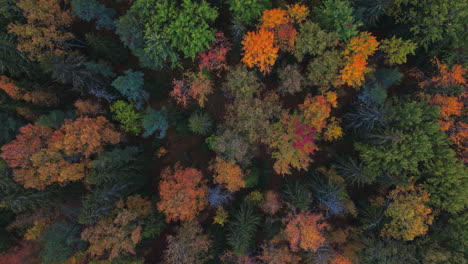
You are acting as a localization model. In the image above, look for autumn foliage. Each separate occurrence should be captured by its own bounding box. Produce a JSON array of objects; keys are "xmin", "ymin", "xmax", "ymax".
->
[
  {"xmin": 199, "ymin": 32, "xmax": 232, "ymax": 73},
  {"xmin": 329, "ymin": 254, "xmax": 352, "ymax": 264},
  {"xmin": 7, "ymin": 0, "xmax": 74, "ymax": 60},
  {"xmin": 285, "ymin": 212, "xmax": 328, "ymax": 252},
  {"xmin": 381, "ymin": 184, "xmax": 434, "ymax": 241},
  {"xmin": 0, "ymin": 76, "xmax": 57, "ymax": 106},
  {"xmin": 210, "ymin": 157, "xmax": 245, "ymax": 192},
  {"xmin": 242, "ymin": 28, "xmax": 279, "ymax": 74},
  {"xmin": 164, "ymin": 222, "xmax": 212, "ymax": 264},
  {"xmin": 339, "ymin": 32, "xmax": 379, "ymax": 87},
  {"xmin": 49, "ymin": 116, "xmax": 121, "ymax": 158},
  {"xmin": 171, "ymin": 71, "xmax": 213, "ymax": 108},
  {"xmin": 0, "ymin": 241, "xmax": 40, "ymax": 264},
  {"xmin": 81, "ymin": 195, "xmax": 152, "ymax": 260},
  {"xmin": 158, "ymin": 163, "xmax": 208, "ymax": 222},
  {"xmin": 259, "ymin": 242, "xmax": 301, "ymax": 264}
]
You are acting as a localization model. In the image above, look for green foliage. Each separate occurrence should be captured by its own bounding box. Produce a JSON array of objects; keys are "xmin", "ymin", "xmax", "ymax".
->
[
  {"xmin": 294, "ymin": 21, "xmax": 338, "ymax": 61},
  {"xmin": 360, "ymin": 68, "xmax": 403, "ymax": 104},
  {"xmin": 0, "ymin": 33, "xmax": 34, "ymax": 77},
  {"xmin": 360, "ymin": 236, "xmax": 419, "ymax": 264},
  {"xmin": 206, "ymin": 129, "xmax": 253, "ymax": 166},
  {"xmin": 133, "ymin": 0, "xmax": 217, "ymax": 66},
  {"xmin": 112, "ymin": 70, "xmax": 148, "ymax": 108},
  {"xmin": 224, "ymin": 64, "xmax": 263, "ymax": 99},
  {"xmin": 315, "ymin": 0, "xmax": 362, "ymax": 41},
  {"xmin": 355, "ymin": 101, "xmax": 444, "ymax": 177},
  {"xmin": 228, "ymin": 0, "xmax": 271, "ymax": 25},
  {"xmin": 115, "ymin": 13, "xmax": 149, "ymax": 68},
  {"xmin": 306, "ymin": 49, "xmax": 342, "ymax": 88},
  {"xmin": 335, "ymin": 156, "xmax": 377, "ymax": 186},
  {"xmin": 71, "ymin": 0, "xmax": 116, "ymax": 29},
  {"xmin": 36, "ymin": 110, "xmax": 75, "ymax": 129},
  {"xmin": 40, "ymin": 53, "xmax": 116, "ymax": 95},
  {"xmin": 188, "ymin": 112, "xmax": 213, "ymax": 135},
  {"xmin": 110, "ymin": 100, "xmax": 142, "ymax": 135},
  {"xmin": 87, "ymin": 146, "xmax": 144, "ymax": 185},
  {"xmin": 39, "ymin": 221, "xmax": 84, "ymax": 264},
  {"xmin": 227, "ymin": 204, "xmax": 260, "ymax": 256},
  {"xmin": 244, "ymin": 165, "xmax": 260, "ymax": 188},
  {"xmin": 142, "ymin": 107, "xmax": 169, "ymax": 138},
  {"xmin": 141, "ymin": 211, "xmax": 166, "ymax": 239},
  {"xmin": 380, "ymin": 36, "xmax": 417, "ymax": 65},
  {"xmin": 388, "ymin": 0, "xmax": 467, "ymax": 54},
  {"xmin": 0, "ymin": 113, "xmax": 23, "ymax": 145},
  {"xmin": 423, "ymin": 145, "xmax": 467, "ymax": 213},
  {"xmin": 283, "ymin": 179, "xmax": 311, "ymax": 211}
]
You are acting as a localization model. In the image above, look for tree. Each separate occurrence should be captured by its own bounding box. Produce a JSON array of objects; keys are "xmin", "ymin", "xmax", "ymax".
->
[
  {"xmin": 294, "ymin": 21, "xmax": 338, "ymax": 61},
  {"xmin": 285, "ymin": 212, "xmax": 328, "ymax": 252},
  {"xmin": 277, "ymin": 64, "xmax": 305, "ymax": 95},
  {"xmin": 7, "ymin": 0, "xmax": 74, "ymax": 60},
  {"xmin": 299, "ymin": 93, "xmax": 337, "ymax": 133},
  {"xmin": 0, "ymin": 33, "xmax": 34, "ymax": 77},
  {"xmin": 420, "ymin": 59, "xmax": 466, "ymax": 90},
  {"xmin": 0, "ymin": 113, "xmax": 23, "ymax": 145},
  {"xmin": 81, "ymin": 195, "xmax": 152, "ymax": 260},
  {"xmin": 354, "ymin": 101, "xmax": 444, "ymax": 177},
  {"xmin": 225, "ymin": 93, "xmax": 282, "ymax": 144},
  {"xmin": 329, "ymin": 254, "xmax": 352, "ymax": 264},
  {"xmin": 283, "ymin": 179, "xmax": 311, "ymax": 211},
  {"xmin": 269, "ymin": 113, "xmax": 318, "ymax": 175},
  {"xmin": 71, "ymin": 0, "xmax": 115, "ymax": 30},
  {"xmin": 379, "ymin": 36, "xmax": 417, "ymax": 65},
  {"xmin": 228, "ymin": 0, "xmax": 271, "ymax": 25},
  {"xmin": 0, "ymin": 241, "xmax": 40, "ymax": 264},
  {"xmin": 206, "ymin": 129, "xmax": 253, "ymax": 166},
  {"xmin": 199, "ymin": 32, "xmax": 232, "ymax": 73},
  {"xmin": 260, "ymin": 8, "xmax": 290, "ymax": 30},
  {"xmin": 141, "ymin": 107, "xmax": 168, "ymax": 138},
  {"xmin": 210, "ymin": 157, "xmax": 245, "ymax": 192},
  {"xmin": 188, "ymin": 112, "xmax": 213, "ymax": 135},
  {"xmin": 0, "ymin": 76, "xmax": 58, "ymax": 106},
  {"xmin": 323, "ymin": 117, "xmax": 343, "ymax": 142},
  {"xmin": 164, "ymin": 222, "xmax": 212, "ymax": 264},
  {"xmin": 381, "ymin": 184, "xmax": 433, "ymax": 241},
  {"xmin": 110, "ymin": 101, "xmax": 142, "ymax": 135},
  {"xmin": 261, "ymin": 190, "xmax": 281, "ymax": 215},
  {"xmin": 339, "ymin": 32, "xmax": 379, "ymax": 87},
  {"xmin": 360, "ymin": 236, "xmax": 419, "ymax": 264},
  {"xmin": 259, "ymin": 242, "xmax": 301, "ymax": 264},
  {"xmin": 241, "ymin": 28, "xmax": 279, "ymax": 74},
  {"xmin": 224, "ymin": 64, "xmax": 264, "ymax": 99},
  {"xmin": 227, "ymin": 204, "xmax": 260, "ymax": 256},
  {"xmin": 74, "ymin": 99, "xmax": 104, "ymax": 116},
  {"xmin": 315, "ymin": 0, "xmax": 362, "ymax": 41},
  {"xmin": 111, "ymin": 70, "xmax": 148, "ymax": 108},
  {"xmin": 307, "ymin": 50, "xmax": 343, "ymax": 90},
  {"xmin": 171, "ymin": 71, "xmax": 213, "ymax": 108},
  {"xmin": 157, "ymin": 163, "xmax": 207, "ymax": 222},
  {"xmin": 39, "ymin": 221, "xmax": 84, "ymax": 264},
  {"xmin": 1, "ymin": 124, "xmax": 53, "ymax": 169},
  {"xmin": 49, "ymin": 116, "xmax": 121, "ymax": 158},
  {"xmin": 131, "ymin": 0, "xmax": 217, "ymax": 66},
  {"xmin": 387, "ymin": 0, "xmax": 466, "ymax": 54}
]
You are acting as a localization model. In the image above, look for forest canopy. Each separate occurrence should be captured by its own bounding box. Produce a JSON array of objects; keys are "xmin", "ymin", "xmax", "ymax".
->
[{"xmin": 0, "ymin": 0, "xmax": 466, "ymax": 263}]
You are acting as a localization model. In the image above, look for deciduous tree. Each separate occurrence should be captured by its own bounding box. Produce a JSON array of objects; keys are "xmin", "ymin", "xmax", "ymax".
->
[
  {"xmin": 285, "ymin": 212, "xmax": 328, "ymax": 252},
  {"xmin": 199, "ymin": 32, "xmax": 232, "ymax": 73},
  {"xmin": 381, "ymin": 184, "xmax": 434, "ymax": 241},
  {"xmin": 210, "ymin": 157, "xmax": 245, "ymax": 192},
  {"xmin": 157, "ymin": 163, "xmax": 207, "ymax": 222},
  {"xmin": 164, "ymin": 222, "xmax": 212, "ymax": 264},
  {"xmin": 81, "ymin": 195, "xmax": 152, "ymax": 260},
  {"xmin": 242, "ymin": 28, "xmax": 279, "ymax": 74},
  {"xmin": 171, "ymin": 71, "xmax": 213, "ymax": 108},
  {"xmin": 7, "ymin": 0, "xmax": 74, "ymax": 60}
]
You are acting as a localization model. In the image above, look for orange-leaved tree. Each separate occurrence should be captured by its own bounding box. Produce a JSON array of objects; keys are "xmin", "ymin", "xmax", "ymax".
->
[
  {"xmin": 284, "ymin": 212, "xmax": 328, "ymax": 252},
  {"xmin": 157, "ymin": 163, "xmax": 208, "ymax": 222},
  {"xmin": 81, "ymin": 195, "xmax": 152, "ymax": 260},
  {"xmin": 381, "ymin": 184, "xmax": 434, "ymax": 241},
  {"xmin": 339, "ymin": 32, "xmax": 379, "ymax": 87},
  {"xmin": 0, "ymin": 124, "xmax": 53, "ymax": 169},
  {"xmin": 49, "ymin": 116, "xmax": 121, "ymax": 158},
  {"xmin": 7, "ymin": 0, "xmax": 74, "ymax": 60},
  {"xmin": 329, "ymin": 254, "xmax": 352, "ymax": 264},
  {"xmin": 241, "ymin": 28, "xmax": 279, "ymax": 74},
  {"xmin": 210, "ymin": 157, "xmax": 245, "ymax": 192},
  {"xmin": 0, "ymin": 76, "xmax": 57, "ymax": 106}
]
